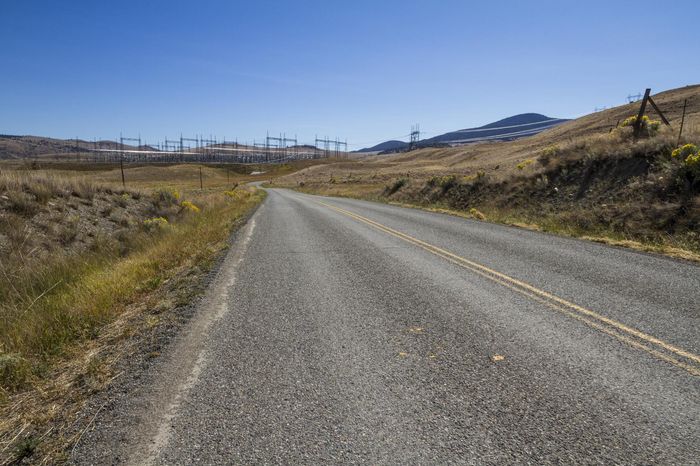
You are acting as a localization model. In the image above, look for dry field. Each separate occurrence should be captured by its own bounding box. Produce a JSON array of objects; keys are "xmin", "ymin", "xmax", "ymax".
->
[{"xmin": 0, "ymin": 158, "xmax": 336, "ymax": 190}]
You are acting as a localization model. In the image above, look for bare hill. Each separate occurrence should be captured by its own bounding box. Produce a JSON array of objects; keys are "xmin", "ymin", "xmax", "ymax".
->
[{"xmin": 0, "ymin": 136, "xmax": 132, "ymax": 160}]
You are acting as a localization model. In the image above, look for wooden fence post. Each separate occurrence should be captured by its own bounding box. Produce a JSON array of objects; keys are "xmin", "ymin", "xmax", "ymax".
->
[
  {"xmin": 677, "ymin": 99, "xmax": 688, "ymax": 146},
  {"xmin": 632, "ymin": 88, "xmax": 651, "ymax": 140}
]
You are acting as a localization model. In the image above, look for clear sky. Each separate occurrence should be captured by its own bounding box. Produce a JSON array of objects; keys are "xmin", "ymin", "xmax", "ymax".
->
[{"xmin": 2, "ymin": 0, "xmax": 699, "ymax": 149}]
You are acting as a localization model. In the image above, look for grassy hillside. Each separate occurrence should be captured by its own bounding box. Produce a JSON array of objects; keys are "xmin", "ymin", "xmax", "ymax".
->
[
  {"xmin": 0, "ymin": 167, "xmax": 265, "ymax": 463},
  {"xmin": 282, "ymin": 85, "xmax": 700, "ymax": 260}
]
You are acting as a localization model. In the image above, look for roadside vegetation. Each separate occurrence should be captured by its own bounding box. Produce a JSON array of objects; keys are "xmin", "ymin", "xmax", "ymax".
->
[
  {"xmin": 0, "ymin": 168, "xmax": 264, "ymax": 463},
  {"xmin": 290, "ymin": 113, "xmax": 700, "ymax": 261}
]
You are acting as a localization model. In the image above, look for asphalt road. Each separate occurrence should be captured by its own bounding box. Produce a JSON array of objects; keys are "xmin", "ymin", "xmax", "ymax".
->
[{"xmin": 74, "ymin": 188, "xmax": 700, "ymax": 465}]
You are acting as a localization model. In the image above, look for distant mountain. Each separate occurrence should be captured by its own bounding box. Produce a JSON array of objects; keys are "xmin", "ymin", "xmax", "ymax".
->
[
  {"xmin": 355, "ymin": 113, "xmax": 569, "ymax": 153},
  {"xmin": 424, "ymin": 113, "xmax": 569, "ymax": 145},
  {"xmin": 357, "ymin": 140, "xmax": 409, "ymax": 153}
]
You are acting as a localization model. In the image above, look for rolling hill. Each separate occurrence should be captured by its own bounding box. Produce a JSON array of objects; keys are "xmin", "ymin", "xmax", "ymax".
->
[
  {"xmin": 0, "ymin": 135, "xmax": 128, "ymax": 160},
  {"xmin": 356, "ymin": 113, "xmax": 569, "ymax": 153}
]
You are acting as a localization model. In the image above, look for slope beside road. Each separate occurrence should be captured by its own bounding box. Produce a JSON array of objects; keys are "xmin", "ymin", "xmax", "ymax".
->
[{"xmin": 72, "ymin": 188, "xmax": 700, "ymax": 464}]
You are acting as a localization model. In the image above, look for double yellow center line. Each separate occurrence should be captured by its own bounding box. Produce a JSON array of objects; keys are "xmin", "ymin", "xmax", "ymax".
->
[{"xmin": 316, "ymin": 200, "xmax": 700, "ymax": 376}]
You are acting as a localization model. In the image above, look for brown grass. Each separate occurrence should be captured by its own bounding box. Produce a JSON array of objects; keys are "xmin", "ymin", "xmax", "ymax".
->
[
  {"xmin": 281, "ymin": 86, "xmax": 700, "ymax": 262},
  {"xmin": 0, "ymin": 168, "xmax": 265, "ymax": 463}
]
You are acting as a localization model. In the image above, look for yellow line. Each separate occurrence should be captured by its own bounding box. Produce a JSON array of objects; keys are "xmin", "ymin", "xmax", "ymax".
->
[{"xmin": 316, "ymin": 200, "xmax": 700, "ymax": 376}]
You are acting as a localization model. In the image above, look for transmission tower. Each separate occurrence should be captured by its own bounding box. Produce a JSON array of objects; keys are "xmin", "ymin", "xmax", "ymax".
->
[
  {"xmin": 120, "ymin": 133, "xmax": 141, "ymax": 162},
  {"xmin": 409, "ymin": 124, "xmax": 420, "ymax": 150}
]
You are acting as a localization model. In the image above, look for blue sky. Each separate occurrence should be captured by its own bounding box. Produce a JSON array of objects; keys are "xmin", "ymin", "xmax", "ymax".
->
[{"xmin": 2, "ymin": 0, "xmax": 699, "ymax": 149}]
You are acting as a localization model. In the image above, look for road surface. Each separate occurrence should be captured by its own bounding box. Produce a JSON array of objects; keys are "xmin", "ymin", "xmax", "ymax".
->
[{"xmin": 74, "ymin": 188, "xmax": 700, "ymax": 464}]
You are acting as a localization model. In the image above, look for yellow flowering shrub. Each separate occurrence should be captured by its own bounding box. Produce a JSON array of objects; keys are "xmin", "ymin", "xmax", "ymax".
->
[
  {"xmin": 620, "ymin": 115, "xmax": 661, "ymax": 135},
  {"xmin": 541, "ymin": 145, "xmax": 559, "ymax": 158},
  {"xmin": 180, "ymin": 200, "xmax": 200, "ymax": 213},
  {"xmin": 671, "ymin": 143, "xmax": 700, "ymax": 180},
  {"xmin": 469, "ymin": 207, "xmax": 486, "ymax": 220},
  {"xmin": 686, "ymin": 152, "xmax": 700, "ymax": 168},
  {"xmin": 143, "ymin": 217, "xmax": 169, "ymax": 230},
  {"xmin": 516, "ymin": 159, "xmax": 535, "ymax": 170},
  {"xmin": 671, "ymin": 143, "xmax": 698, "ymax": 160}
]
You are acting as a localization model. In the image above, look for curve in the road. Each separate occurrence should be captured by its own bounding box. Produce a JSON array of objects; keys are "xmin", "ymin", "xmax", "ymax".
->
[{"xmin": 315, "ymin": 199, "xmax": 700, "ymax": 376}]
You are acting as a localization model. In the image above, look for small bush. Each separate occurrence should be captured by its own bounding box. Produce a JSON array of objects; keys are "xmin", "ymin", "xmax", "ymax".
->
[
  {"xmin": 671, "ymin": 143, "xmax": 698, "ymax": 160},
  {"xmin": 538, "ymin": 145, "xmax": 559, "ymax": 166},
  {"xmin": 670, "ymin": 143, "xmax": 700, "ymax": 183},
  {"xmin": 180, "ymin": 200, "xmax": 200, "ymax": 213},
  {"xmin": 15, "ymin": 437, "xmax": 39, "ymax": 460},
  {"xmin": 620, "ymin": 115, "xmax": 661, "ymax": 137},
  {"xmin": 115, "ymin": 193, "xmax": 130, "ymax": 208},
  {"xmin": 224, "ymin": 190, "xmax": 241, "ymax": 200},
  {"xmin": 154, "ymin": 188, "xmax": 180, "ymax": 206},
  {"xmin": 0, "ymin": 353, "xmax": 31, "ymax": 389},
  {"xmin": 469, "ymin": 208, "xmax": 486, "ymax": 220},
  {"xmin": 384, "ymin": 178, "xmax": 408, "ymax": 196},
  {"xmin": 29, "ymin": 183, "xmax": 54, "ymax": 204},
  {"xmin": 71, "ymin": 180, "xmax": 98, "ymax": 199},
  {"xmin": 57, "ymin": 217, "xmax": 79, "ymax": 244},
  {"xmin": 516, "ymin": 159, "xmax": 535, "ymax": 170},
  {"xmin": 6, "ymin": 191, "xmax": 39, "ymax": 217},
  {"xmin": 683, "ymin": 150, "xmax": 700, "ymax": 180},
  {"xmin": 143, "ymin": 217, "xmax": 169, "ymax": 231},
  {"xmin": 0, "ymin": 214, "xmax": 27, "ymax": 244},
  {"xmin": 427, "ymin": 175, "xmax": 458, "ymax": 193}
]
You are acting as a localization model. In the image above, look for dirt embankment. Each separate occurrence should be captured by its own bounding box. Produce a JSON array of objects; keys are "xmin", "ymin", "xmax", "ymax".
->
[{"xmin": 406, "ymin": 129, "xmax": 700, "ymax": 249}]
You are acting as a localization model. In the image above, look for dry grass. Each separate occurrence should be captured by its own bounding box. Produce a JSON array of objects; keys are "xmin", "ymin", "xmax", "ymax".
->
[
  {"xmin": 279, "ymin": 85, "xmax": 700, "ymax": 188},
  {"xmin": 0, "ymin": 168, "xmax": 265, "ymax": 463},
  {"xmin": 0, "ymin": 158, "xmax": 336, "ymax": 192},
  {"xmin": 281, "ymin": 88, "xmax": 700, "ymax": 262}
]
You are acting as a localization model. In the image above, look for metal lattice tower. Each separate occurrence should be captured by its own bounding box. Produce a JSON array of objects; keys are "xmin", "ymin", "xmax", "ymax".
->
[{"xmin": 409, "ymin": 124, "xmax": 420, "ymax": 150}]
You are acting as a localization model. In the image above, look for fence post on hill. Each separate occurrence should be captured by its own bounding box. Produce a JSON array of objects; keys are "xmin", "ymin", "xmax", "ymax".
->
[
  {"xmin": 199, "ymin": 167, "xmax": 203, "ymax": 190},
  {"xmin": 677, "ymin": 99, "xmax": 688, "ymax": 146},
  {"xmin": 120, "ymin": 156, "xmax": 125, "ymax": 188},
  {"xmin": 632, "ymin": 89, "xmax": 651, "ymax": 140},
  {"xmin": 646, "ymin": 96, "xmax": 671, "ymax": 127}
]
